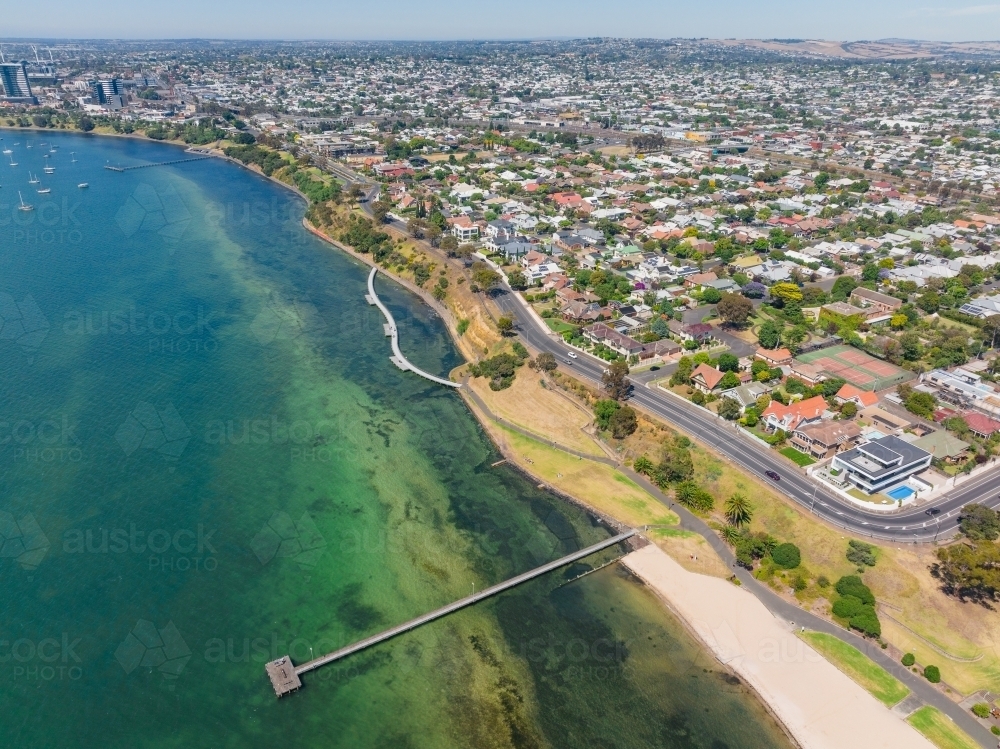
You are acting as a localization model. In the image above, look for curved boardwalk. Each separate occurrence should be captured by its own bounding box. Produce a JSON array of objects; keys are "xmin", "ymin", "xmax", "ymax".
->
[{"xmin": 366, "ymin": 267, "xmax": 461, "ymax": 389}]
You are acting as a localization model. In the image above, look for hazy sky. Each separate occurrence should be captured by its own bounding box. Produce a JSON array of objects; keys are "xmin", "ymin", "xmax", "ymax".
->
[{"xmin": 3, "ymin": 0, "xmax": 1000, "ymax": 42}]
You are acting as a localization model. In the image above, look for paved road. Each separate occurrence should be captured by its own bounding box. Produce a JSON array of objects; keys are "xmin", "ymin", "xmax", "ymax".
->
[
  {"xmin": 350, "ymin": 166, "xmax": 1000, "ymax": 542},
  {"xmin": 491, "ymin": 285, "xmax": 1000, "ymax": 542}
]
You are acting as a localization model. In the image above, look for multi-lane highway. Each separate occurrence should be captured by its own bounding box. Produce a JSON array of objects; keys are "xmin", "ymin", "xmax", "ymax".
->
[{"xmin": 491, "ymin": 286, "xmax": 1000, "ymax": 543}]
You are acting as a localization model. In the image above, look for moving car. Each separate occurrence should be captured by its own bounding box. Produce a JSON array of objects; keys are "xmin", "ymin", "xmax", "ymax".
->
[
  {"xmin": 765, "ymin": 470, "xmax": 780, "ymax": 481},
  {"xmin": 567, "ymin": 352, "xmax": 578, "ymax": 359}
]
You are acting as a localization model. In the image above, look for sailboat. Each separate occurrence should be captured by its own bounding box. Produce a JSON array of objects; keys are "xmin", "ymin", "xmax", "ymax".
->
[
  {"xmin": 71, "ymin": 152, "xmax": 77, "ymax": 163},
  {"xmin": 28, "ymin": 172, "xmax": 39, "ymax": 184},
  {"xmin": 18, "ymin": 191, "xmax": 33, "ymax": 211},
  {"xmin": 8, "ymin": 154, "xmax": 17, "ymax": 167},
  {"xmin": 43, "ymin": 165, "xmax": 55, "ymax": 174},
  {"xmin": 1, "ymin": 147, "xmax": 10, "ymax": 155},
  {"xmin": 77, "ymin": 182, "xmax": 88, "ymax": 189}
]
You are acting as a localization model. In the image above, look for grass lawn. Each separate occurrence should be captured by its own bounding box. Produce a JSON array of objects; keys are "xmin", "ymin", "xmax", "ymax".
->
[
  {"xmin": 492, "ymin": 424, "xmax": 679, "ymax": 529},
  {"xmin": 906, "ymin": 706, "xmax": 982, "ymax": 749},
  {"xmin": 544, "ymin": 318, "xmax": 578, "ymax": 335},
  {"xmin": 799, "ymin": 631, "xmax": 909, "ymax": 707},
  {"xmin": 779, "ymin": 446, "xmax": 816, "ymax": 467}
]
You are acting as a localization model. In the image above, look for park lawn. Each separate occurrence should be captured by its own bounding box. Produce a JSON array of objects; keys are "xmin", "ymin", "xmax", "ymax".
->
[
  {"xmin": 491, "ymin": 424, "xmax": 678, "ymax": 529},
  {"xmin": 464, "ymin": 368, "xmax": 606, "ymax": 457},
  {"xmin": 779, "ymin": 446, "xmax": 816, "ymax": 467},
  {"xmin": 906, "ymin": 706, "xmax": 982, "ymax": 749},
  {"xmin": 799, "ymin": 631, "xmax": 909, "ymax": 706}
]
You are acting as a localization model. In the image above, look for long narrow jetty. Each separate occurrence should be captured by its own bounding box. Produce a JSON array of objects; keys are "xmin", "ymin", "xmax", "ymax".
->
[
  {"xmin": 104, "ymin": 156, "xmax": 213, "ymax": 172},
  {"xmin": 366, "ymin": 266, "xmax": 461, "ymax": 388},
  {"xmin": 265, "ymin": 529, "xmax": 636, "ymax": 696}
]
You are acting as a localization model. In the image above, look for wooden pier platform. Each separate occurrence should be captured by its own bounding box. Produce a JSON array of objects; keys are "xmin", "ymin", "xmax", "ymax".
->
[
  {"xmin": 264, "ymin": 529, "xmax": 636, "ymax": 697},
  {"xmin": 104, "ymin": 156, "xmax": 213, "ymax": 172}
]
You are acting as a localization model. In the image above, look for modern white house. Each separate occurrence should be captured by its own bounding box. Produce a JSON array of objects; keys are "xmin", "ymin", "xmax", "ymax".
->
[{"xmin": 829, "ymin": 435, "xmax": 932, "ymax": 495}]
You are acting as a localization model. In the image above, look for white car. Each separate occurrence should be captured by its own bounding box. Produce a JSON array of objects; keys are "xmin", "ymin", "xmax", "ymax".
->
[{"xmin": 567, "ymin": 352, "xmax": 578, "ymax": 359}]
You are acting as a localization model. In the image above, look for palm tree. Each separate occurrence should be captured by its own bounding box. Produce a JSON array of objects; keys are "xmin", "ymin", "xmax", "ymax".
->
[{"xmin": 724, "ymin": 493, "xmax": 754, "ymax": 528}]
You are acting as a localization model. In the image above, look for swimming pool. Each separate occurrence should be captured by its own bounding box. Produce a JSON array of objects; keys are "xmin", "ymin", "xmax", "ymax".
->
[{"xmin": 886, "ymin": 486, "xmax": 914, "ymax": 500}]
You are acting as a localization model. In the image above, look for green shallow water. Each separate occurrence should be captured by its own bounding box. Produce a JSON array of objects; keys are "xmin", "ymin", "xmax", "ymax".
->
[{"xmin": 0, "ymin": 130, "xmax": 793, "ymax": 749}]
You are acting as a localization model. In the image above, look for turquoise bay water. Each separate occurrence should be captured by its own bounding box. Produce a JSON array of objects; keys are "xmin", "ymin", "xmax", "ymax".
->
[{"xmin": 0, "ymin": 131, "xmax": 792, "ymax": 748}]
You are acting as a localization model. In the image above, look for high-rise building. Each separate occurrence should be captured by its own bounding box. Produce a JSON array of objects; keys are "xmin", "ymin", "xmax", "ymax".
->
[
  {"xmin": 0, "ymin": 62, "xmax": 37, "ymax": 104},
  {"xmin": 90, "ymin": 78, "xmax": 124, "ymax": 105}
]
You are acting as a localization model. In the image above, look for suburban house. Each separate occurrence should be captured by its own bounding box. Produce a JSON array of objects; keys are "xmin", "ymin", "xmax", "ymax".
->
[
  {"xmin": 670, "ymin": 321, "xmax": 716, "ymax": 346},
  {"xmin": 790, "ymin": 420, "xmax": 862, "ymax": 459},
  {"xmin": 849, "ymin": 288, "xmax": 903, "ymax": 318},
  {"xmin": 835, "ymin": 383, "xmax": 879, "ymax": 409},
  {"xmin": 761, "ymin": 395, "xmax": 828, "ymax": 433},
  {"xmin": 961, "ymin": 411, "xmax": 1000, "ymax": 438},
  {"xmin": 582, "ymin": 323, "xmax": 644, "ymax": 357},
  {"xmin": 858, "ymin": 406, "xmax": 918, "ymax": 435},
  {"xmin": 829, "ymin": 435, "xmax": 932, "ymax": 494},
  {"xmin": 911, "ymin": 431, "xmax": 971, "ymax": 464},
  {"xmin": 755, "ymin": 348, "xmax": 793, "ymax": 367},
  {"xmin": 719, "ymin": 381, "xmax": 770, "ymax": 410},
  {"xmin": 690, "ymin": 363, "xmax": 725, "ymax": 392}
]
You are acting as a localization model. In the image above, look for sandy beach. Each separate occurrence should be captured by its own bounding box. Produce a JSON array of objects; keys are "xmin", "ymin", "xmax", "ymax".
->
[{"xmin": 623, "ymin": 545, "xmax": 937, "ymax": 749}]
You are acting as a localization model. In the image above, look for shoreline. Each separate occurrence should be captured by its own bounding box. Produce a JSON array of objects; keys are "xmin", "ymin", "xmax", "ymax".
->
[
  {"xmin": 44, "ymin": 128, "xmax": 922, "ymax": 747},
  {"xmin": 622, "ymin": 545, "xmax": 937, "ymax": 749}
]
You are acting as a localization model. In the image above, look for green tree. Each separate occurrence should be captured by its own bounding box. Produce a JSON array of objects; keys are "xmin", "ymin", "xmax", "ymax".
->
[
  {"xmin": 654, "ymin": 439, "xmax": 695, "ymax": 485},
  {"xmin": 717, "ymin": 293, "xmax": 753, "ymax": 326},
  {"xmin": 959, "ymin": 504, "xmax": 1000, "ymax": 541},
  {"xmin": 758, "ymin": 320, "xmax": 782, "ymax": 349},
  {"xmin": 674, "ymin": 482, "xmax": 714, "ymax": 511},
  {"xmin": 602, "ymin": 361, "xmax": 630, "ymax": 401},
  {"xmin": 923, "ymin": 665, "xmax": 941, "ymax": 683},
  {"xmin": 831, "ymin": 276, "xmax": 858, "ymax": 301},
  {"xmin": 846, "ymin": 540, "xmax": 877, "ymax": 567},
  {"xmin": 594, "ymin": 399, "xmax": 620, "ymax": 430},
  {"xmin": 471, "ymin": 262, "xmax": 501, "ymax": 293},
  {"xmin": 933, "ymin": 542, "xmax": 1000, "ymax": 602},
  {"xmin": 497, "ymin": 316, "xmax": 514, "ymax": 336},
  {"xmin": 670, "ymin": 356, "xmax": 694, "ymax": 386},
  {"xmin": 724, "ymin": 493, "xmax": 754, "ymax": 527},
  {"xmin": 718, "ymin": 397, "xmax": 742, "ymax": 421},
  {"xmin": 717, "ymin": 353, "xmax": 740, "ymax": 372},
  {"xmin": 771, "ymin": 542, "xmax": 801, "ymax": 569},
  {"xmin": 609, "ymin": 406, "xmax": 638, "ymax": 439},
  {"xmin": 719, "ymin": 371, "xmax": 741, "ymax": 390},
  {"xmin": 535, "ymin": 352, "xmax": 557, "ymax": 372},
  {"xmin": 770, "ymin": 282, "xmax": 803, "ymax": 305}
]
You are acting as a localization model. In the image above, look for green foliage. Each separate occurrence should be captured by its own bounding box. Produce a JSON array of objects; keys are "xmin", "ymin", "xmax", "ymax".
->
[
  {"xmin": 850, "ymin": 609, "xmax": 882, "ymax": 638},
  {"xmin": 652, "ymin": 438, "xmax": 695, "ymax": 486},
  {"xmin": 674, "ymin": 482, "xmax": 715, "ymax": 512},
  {"xmin": 468, "ymin": 353, "xmax": 524, "ymax": 391},
  {"xmin": 933, "ymin": 542, "xmax": 1000, "ymax": 603},
  {"xmin": 846, "ymin": 540, "xmax": 878, "ymax": 568},
  {"xmin": 758, "ymin": 320, "xmax": 782, "ymax": 349},
  {"xmin": 292, "ymin": 169, "xmax": 339, "ymax": 204},
  {"xmin": 971, "ymin": 703, "xmax": 991, "ymax": 718},
  {"xmin": 717, "ymin": 353, "xmax": 740, "ymax": 372},
  {"xmin": 457, "ymin": 319, "xmax": 470, "ymax": 336},
  {"xmin": 923, "ymin": 665, "xmax": 940, "ymax": 683},
  {"xmin": 718, "ymin": 397, "xmax": 742, "ymax": 421},
  {"xmin": 724, "ymin": 493, "xmax": 754, "ymax": 527},
  {"xmin": 224, "ymin": 144, "xmax": 287, "ymax": 177},
  {"xmin": 633, "ymin": 455, "xmax": 654, "ymax": 475},
  {"xmin": 832, "ymin": 595, "xmax": 865, "ymax": 618},
  {"xmin": 725, "ymin": 529, "xmax": 777, "ymax": 569},
  {"xmin": 835, "ymin": 575, "xmax": 875, "ymax": 605},
  {"xmin": 338, "ymin": 216, "xmax": 390, "ymax": 255},
  {"xmin": 594, "ymin": 399, "xmax": 620, "ymax": 430},
  {"xmin": 771, "ymin": 542, "xmax": 801, "ymax": 569},
  {"xmin": 609, "ymin": 406, "xmax": 638, "ymax": 439},
  {"xmin": 901, "ymin": 653, "xmax": 915, "ymax": 667},
  {"xmin": 959, "ymin": 503, "xmax": 1000, "ymax": 541}
]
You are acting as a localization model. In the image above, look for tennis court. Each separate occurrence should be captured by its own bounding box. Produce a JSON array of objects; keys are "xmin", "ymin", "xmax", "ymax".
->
[{"xmin": 794, "ymin": 345, "xmax": 913, "ymax": 391}]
